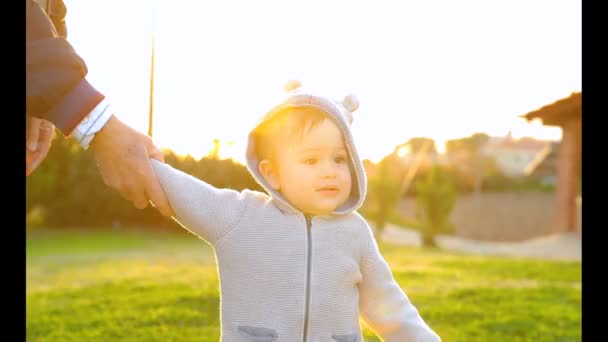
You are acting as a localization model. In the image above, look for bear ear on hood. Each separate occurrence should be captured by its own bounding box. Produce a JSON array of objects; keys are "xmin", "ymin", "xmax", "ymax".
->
[
  {"xmin": 283, "ymin": 80, "xmax": 359, "ymax": 125},
  {"xmin": 284, "ymin": 80, "xmax": 302, "ymax": 93},
  {"xmin": 341, "ymin": 94, "xmax": 359, "ymax": 125},
  {"xmin": 342, "ymin": 94, "xmax": 359, "ymax": 112}
]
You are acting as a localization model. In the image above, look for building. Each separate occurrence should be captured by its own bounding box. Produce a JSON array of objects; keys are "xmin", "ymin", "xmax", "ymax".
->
[
  {"xmin": 521, "ymin": 92, "xmax": 581, "ymax": 233},
  {"xmin": 481, "ymin": 133, "xmax": 552, "ymax": 178},
  {"xmin": 524, "ymin": 141, "xmax": 560, "ymax": 186}
]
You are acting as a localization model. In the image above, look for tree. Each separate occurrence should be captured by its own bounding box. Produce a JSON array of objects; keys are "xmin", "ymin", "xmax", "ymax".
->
[
  {"xmin": 366, "ymin": 156, "xmax": 401, "ymax": 242},
  {"xmin": 394, "ymin": 137, "xmax": 437, "ymax": 156},
  {"xmin": 415, "ymin": 165, "xmax": 457, "ymax": 247},
  {"xmin": 445, "ymin": 133, "xmax": 492, "ymax": 193},
  {"xmin": 208, "ymin": 138, "xmax": 221, "ymax": 159},
  {"xmin": 394, "ymin": 137, "xmax": 437, "ymax": 197}
]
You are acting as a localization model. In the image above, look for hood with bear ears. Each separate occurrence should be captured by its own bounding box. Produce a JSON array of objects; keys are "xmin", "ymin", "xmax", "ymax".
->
[{"xmin": 245, "ymin": 80, "xmax": 367, "ymax": 216}]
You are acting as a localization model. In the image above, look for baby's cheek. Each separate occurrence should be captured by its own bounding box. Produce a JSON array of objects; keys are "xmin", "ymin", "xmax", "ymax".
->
[
  {"xmin": 342, "ymin": 167, "xmax": 353, "ymax": 188},
  {"xmin": 341, "ymin": 176, "xmax": 353, "ymax": 201}
]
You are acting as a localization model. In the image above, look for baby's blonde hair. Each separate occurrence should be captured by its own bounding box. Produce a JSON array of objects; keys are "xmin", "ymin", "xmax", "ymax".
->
[{"xmin": 252, "ymin": 107, "xmax": 330, "ymax": 162}]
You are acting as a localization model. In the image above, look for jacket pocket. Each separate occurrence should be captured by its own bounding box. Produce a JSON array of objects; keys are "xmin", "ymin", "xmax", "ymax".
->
[
  {"xmin": 331, "ymin": 333, "xmax": 360, "ymax": 342},
  {"xmin": 237, "ymin": 325, "xmax": 278, "ymax": 342}
]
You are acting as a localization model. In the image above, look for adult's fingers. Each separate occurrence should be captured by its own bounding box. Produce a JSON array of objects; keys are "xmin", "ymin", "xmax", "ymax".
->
[
  {"xmin": 26, "ymin": 117, "xmax": 41, "ymax": 152},
  {"xmin": 148, "ymin": 142, "xmax": 165, "ymax": 163},
  {"xmin": 123, "ymin": 178, "xmax": 149, "ymax": 210}
]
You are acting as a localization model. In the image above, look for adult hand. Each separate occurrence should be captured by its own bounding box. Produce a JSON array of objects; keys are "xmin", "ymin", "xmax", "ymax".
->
[
  {"xmin": 26, "ymin": 116, "xmax": 55, "ymax": 176},
  {"xmin": 91, "ymin": 115, "xmax": 174, "ymax": 217}
]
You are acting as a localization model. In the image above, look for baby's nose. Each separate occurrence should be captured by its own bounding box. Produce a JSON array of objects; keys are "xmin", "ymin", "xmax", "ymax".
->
[{"xmin": 320, "ymin": 162, "xmax": 337, "ymax": 178}]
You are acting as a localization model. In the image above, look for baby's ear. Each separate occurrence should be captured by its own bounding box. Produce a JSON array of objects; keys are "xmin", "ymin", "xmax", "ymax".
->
[{"xmin": 258, "ymin": 160, "xmax": 281, "ymax": 190}]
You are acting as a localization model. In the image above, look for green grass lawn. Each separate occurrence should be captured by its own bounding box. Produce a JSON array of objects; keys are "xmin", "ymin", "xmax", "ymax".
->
[{"xmin": 26, "ymin": 228, "xmax": 581, "ymax": 342}]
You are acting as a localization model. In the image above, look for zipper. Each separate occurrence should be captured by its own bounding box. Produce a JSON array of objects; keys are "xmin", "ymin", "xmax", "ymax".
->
[{"xmin": 302, "ymin": 215, "xmax": 313, "ymax": 342}]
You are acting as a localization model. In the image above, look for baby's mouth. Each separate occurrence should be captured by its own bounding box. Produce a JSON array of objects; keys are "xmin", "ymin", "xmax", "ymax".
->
[{"xmin": 315, "ymin": 185, "xmax": 340, "ymax": 195}]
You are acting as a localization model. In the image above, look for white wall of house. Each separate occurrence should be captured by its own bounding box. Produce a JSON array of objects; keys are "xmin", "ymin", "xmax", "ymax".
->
[{"xmin": 489, "ymin": 149, "xmax": 540, "ymax": 177}]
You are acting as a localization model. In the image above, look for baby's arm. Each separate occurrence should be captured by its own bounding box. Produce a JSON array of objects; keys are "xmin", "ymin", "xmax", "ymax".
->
[
  {"xmin": 150, "ymin": 159, "xmax": 249, "ymax": 245},
  {"xmin": 358, "ymin": 220, "xmax": 441, "ymax": 342}
]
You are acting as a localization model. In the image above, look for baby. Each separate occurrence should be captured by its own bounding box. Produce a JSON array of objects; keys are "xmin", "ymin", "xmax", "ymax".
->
[{"xmin": 150, "ymin": 81, "xmax": 441, "ymax": 341}]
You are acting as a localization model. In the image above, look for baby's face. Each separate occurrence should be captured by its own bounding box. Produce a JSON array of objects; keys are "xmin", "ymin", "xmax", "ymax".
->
[{"xmin": 272, "ymin": 118, "xmax": 352, "ymax": 216}]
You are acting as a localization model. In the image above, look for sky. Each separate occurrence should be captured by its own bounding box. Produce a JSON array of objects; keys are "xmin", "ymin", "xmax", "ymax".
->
[{"xmin": 63, "ymin": 0, "xmax": 580, "ymax": 163}]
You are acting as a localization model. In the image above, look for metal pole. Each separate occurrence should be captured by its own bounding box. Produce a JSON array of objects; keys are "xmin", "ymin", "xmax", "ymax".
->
[
  {"xmin": 148, "ymin": 2, "xmax": 156, "ymax": 138},
  {"xmin": 148, "ymin": 31, "xmax": 155, "ymax": 137}
]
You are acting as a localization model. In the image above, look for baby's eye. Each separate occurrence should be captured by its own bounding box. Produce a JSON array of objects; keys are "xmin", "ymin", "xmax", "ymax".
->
[
  {"xmin": 334, "ymin": 155, "xmax": 347, "ymax": 163},
  {"xmin": 303, "ymin": 158, "xmax": 318, "ymax": 165}
]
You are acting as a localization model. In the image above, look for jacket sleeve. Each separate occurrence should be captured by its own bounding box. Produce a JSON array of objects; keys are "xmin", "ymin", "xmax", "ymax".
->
[
  {"xmin": 150, "ymin": 160, "xmax": 250, "ymax": 246},
  {"xmin": 26, "ymin": 0, "xmax": 104, "ymax": 136},
  {"xmin": 358, "ymin": 220, "xmax": 441, "ymax": 342}
]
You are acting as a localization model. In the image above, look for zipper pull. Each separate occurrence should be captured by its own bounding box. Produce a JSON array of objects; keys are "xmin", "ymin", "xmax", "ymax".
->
[{"xmin": 305, "ymin": 215, "xmax": 312, "ymax": 229}]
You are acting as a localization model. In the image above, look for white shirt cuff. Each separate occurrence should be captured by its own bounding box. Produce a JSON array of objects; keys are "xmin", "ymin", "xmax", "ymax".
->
[{"xmin": 71, "ymin": 98, "xmax": 114, "ymax": 149}]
